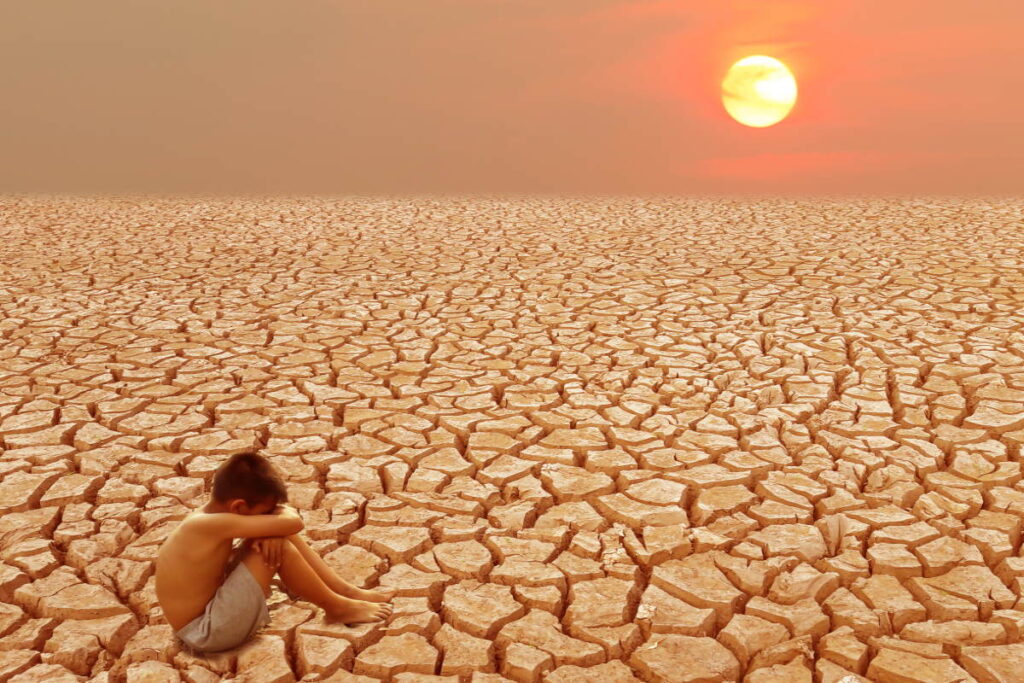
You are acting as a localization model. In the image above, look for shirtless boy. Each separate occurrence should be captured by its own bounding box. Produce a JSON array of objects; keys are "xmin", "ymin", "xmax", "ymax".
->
[{"xmin": 156, "ymin": 451, "xmax": 393, "ymax": 654}]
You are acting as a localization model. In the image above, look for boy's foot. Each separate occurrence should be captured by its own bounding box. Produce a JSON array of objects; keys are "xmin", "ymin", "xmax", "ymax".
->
[
  {"xmin": 352, "ymin": 587, "xmax": 396, "ymax": 603},
  {"xmin": 327, "ymin": 598, "xmax": 393, "ymax": 625}
]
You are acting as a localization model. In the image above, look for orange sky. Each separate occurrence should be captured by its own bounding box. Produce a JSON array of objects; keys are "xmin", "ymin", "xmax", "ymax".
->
[{"xmin": 1, "ymin": 0, "xmax": 1021, "ymax": 196}]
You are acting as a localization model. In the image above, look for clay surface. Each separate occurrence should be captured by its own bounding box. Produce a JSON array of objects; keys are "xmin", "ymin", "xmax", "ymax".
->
[{"xmin": 1, "ymin": 195, "xmax": 1024, "ymax": 682}]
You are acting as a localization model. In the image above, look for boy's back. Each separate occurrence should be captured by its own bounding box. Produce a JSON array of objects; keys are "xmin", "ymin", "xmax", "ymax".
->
[
  {"xmin": 155, "ymin": 501, "xmax": 302, "ymax": 632},
  {"xmin": 155, "ymin": 508, "xmax": 243, "ymax": 632}
]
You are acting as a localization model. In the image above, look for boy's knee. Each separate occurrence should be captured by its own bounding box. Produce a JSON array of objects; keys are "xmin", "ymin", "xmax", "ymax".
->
[{"xmin": 240, "ymin": 537, "xmax": 302, "ymax": 576}]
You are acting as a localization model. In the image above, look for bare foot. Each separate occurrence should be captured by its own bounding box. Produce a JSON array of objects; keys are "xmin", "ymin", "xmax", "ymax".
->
[
  {"xmin": 327, "ymin": 598, "xmax": 393, "ymax": 625},
  {"xmin": 353, "ymin": 587, "xmax": 396, "ymax": 603}
]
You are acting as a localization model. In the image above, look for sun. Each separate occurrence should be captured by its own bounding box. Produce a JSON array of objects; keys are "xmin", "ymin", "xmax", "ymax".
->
[{"xmin": 722, "ymin": 56, "xmax": 797, "ymax": 128}]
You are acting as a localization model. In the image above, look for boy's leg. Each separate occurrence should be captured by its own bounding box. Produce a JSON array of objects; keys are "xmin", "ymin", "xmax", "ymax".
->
[
  {"xmin": 240, "ymin": 539, "xmax": 392, "ymax": 623},
  {"xmin": 284, "ymin": 533, "xmax": 391, "ymax": 600},
  {"xmin": 240, "ymin": 539, "xmax": 274, "ymax": 598}
]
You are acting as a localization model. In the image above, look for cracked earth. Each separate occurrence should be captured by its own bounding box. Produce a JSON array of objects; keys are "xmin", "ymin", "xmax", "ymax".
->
[{"xmin": 1, "ymin": 195, "xmax": 1023, "ymax": 682}]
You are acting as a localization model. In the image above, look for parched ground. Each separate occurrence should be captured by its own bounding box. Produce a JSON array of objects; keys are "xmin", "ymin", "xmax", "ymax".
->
[{"xmin": 1, "ymin": 195, "xmax": 1024, "ymax": 683}]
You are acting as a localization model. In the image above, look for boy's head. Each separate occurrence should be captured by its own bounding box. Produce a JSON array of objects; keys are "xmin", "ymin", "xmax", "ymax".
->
[{"xmin": 211, "ymin": 451, "xmax": 288, "ymax": 515}]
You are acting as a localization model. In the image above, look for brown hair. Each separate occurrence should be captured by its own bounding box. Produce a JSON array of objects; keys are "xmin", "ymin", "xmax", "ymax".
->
[{"xmin": 211, "ymin": 452, "xmax": 288, "ymax": 507}]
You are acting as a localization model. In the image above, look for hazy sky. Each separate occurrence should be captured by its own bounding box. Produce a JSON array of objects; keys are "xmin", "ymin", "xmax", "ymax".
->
[{"xmin": 1, "ymin": 0, "xmax": 1021, "ymax": 196}]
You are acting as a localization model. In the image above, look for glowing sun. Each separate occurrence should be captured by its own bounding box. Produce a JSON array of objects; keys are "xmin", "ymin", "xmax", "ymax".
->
[{"xmin": 722, "ymin": 55, "xmax": 797, "ymax": 127}]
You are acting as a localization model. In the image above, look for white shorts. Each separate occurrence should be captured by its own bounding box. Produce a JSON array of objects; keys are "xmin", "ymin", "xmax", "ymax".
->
[{"xmin": 175, "ymin": 561, "xmax": 270, "ymax": 654}]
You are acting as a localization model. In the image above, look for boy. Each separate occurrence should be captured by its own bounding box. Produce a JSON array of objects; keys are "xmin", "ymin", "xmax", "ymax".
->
[{"xmin": 156, "ymin": 451, "xmax": 393, "ymax": 654}]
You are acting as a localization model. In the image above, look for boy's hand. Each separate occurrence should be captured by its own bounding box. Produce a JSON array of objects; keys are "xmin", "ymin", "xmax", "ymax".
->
[{"xmin": 254, "ymin": 537, "xmax": 285, "ymax": 570}]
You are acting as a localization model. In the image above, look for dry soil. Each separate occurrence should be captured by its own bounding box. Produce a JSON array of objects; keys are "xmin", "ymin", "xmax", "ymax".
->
[{"xmin": 1, "ymin": 195, "xmax": 1024, "ymax": 683}]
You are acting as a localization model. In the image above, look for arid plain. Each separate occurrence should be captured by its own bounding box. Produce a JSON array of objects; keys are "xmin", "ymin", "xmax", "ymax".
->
[{"xmin": 2, "ymin": 196, "xmax": 1024, "ymax": 682}]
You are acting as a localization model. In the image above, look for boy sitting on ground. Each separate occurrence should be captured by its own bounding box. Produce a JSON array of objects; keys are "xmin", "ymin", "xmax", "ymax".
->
[{"xmin": 156, "ymin": 451, "xmax": 393, "ymax": 654}]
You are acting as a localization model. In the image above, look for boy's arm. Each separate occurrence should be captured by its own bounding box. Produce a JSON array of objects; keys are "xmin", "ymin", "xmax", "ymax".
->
[{"xmin": 194, "ymin": 505, "xmax": 304, "ymax": 539}]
